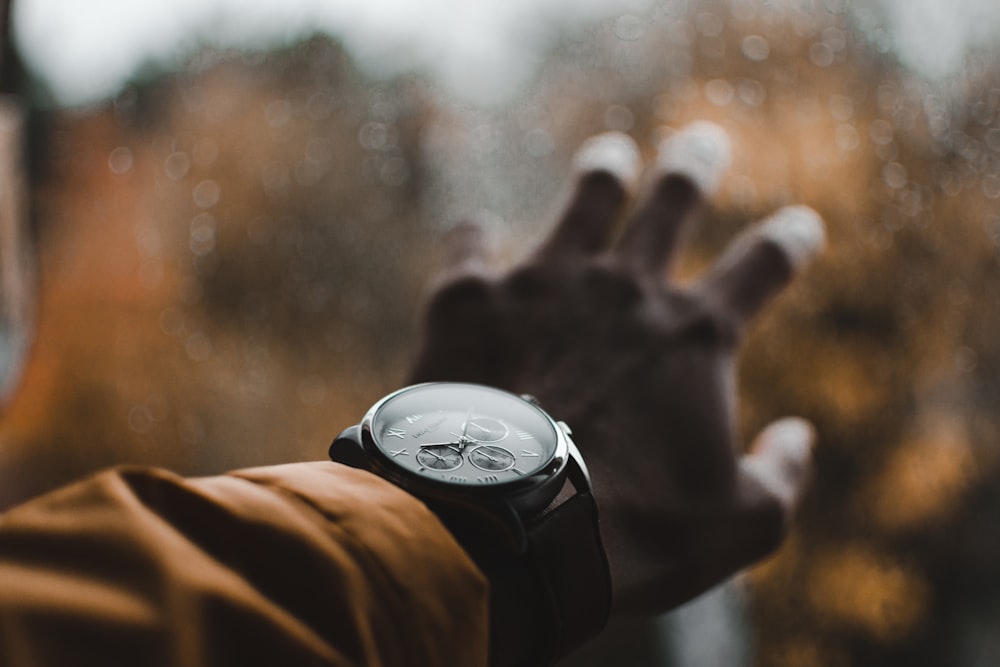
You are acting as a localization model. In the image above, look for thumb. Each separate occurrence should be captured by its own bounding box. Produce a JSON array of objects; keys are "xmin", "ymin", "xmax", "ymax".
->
[{"xmin": 741, "ymin": 417, "xmax": 816, "ymax": 513}]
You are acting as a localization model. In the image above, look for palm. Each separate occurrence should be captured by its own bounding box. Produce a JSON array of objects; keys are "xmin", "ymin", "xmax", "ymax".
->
[{"xmin": 409, "ymin": 126, "xmax": 823, "ymax": 614}]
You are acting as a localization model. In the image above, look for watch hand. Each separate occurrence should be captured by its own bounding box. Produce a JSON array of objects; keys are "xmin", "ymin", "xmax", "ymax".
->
[
  {"xmin": 477, "ymin": 449, "xmax": 500, "ymax": 463},
  {"xmin": 461, "ymin": 407, "xmax": 474, "ymax": 441}
]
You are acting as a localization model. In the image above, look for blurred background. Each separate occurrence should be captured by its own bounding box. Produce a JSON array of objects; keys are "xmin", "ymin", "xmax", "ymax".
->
[{"xmin": 1, "ymin": 0, "xmax": 1000, "ymax": 665}]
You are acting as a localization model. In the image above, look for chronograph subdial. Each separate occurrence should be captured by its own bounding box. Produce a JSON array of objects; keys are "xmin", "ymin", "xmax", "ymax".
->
[
  {"xmin": 416, "ymin": 444, "xmax": 463, "ymax": 472},
  {"xmin": 469, "ymin": 445, "xmax": 516, "ymax": 472}
]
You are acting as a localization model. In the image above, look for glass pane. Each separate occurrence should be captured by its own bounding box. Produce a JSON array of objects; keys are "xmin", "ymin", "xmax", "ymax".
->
[{"xmin": 5, "ymin": 0, "xmax": 1000, "ymax": 665}]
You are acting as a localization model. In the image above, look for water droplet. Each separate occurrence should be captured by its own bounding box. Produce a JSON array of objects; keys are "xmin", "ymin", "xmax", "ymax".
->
[
  {"xmin": 192, "ymin": 180, "xmax": 221, "ymax": 209},
  {"xmin": 736, "ymin": 79, "xmax": 766, "ymax": 106},
  {"xmin": 809, "ymin": 42, "xmax": 835, "ymax": 68},
  {"xmin": 108, "ymin": 147, "xmax": 133, "ymax": 175},
  {"xmin": 159, "ymin": 308, "xmax": 185, "ymax": 337},
  {"xmin": 822, "ymin": 27, "xmax": 848, "ymax": 52},
  {"xmin": 836, "ymin": 124, "xmax": 860, "ymax": 152},
  {"xmin": 189, "ymin": 213, "xmax": 216, "ymax": 256},
  {"xmin": 705, "ymin": 79, "xmax": 735, "ymax": 107},
  {"xmin": 306, "ymin": 137, "xmax": 334, "ymax": 165},
  {"xmin": 129, "ymin": 405, "xmax": 154, "ymax": 434},
  {"xmin": 869, "ymin": 119, "xmax": 895, "ymax": 145},
  {"xmin": 185, "ymin": 332, "xmax": 213, "ymax": 362},
  {"xmin": 470, "ymin": 124, "xmax": 503, "ymax": 156},
  {"xmin": 358, "ymin": 122, "xmax": 390, "ymax": 151},
  {"xmin": 614, "ymin": 14, "xmax": 644, "ymax": 41},
  {"xmin": 695, "ymin": 12, "xmax": 723, "ymax": 37},
  {"xmin": 882, "ymin": 162, "xmax": 908, "ymax": 189},
  {"xmin": 898, "ymin": 187, "xmax": 924, "ymax": 218},
  {"xmin": 741, "ymin": 34, "xmax": 770, "ymax": 61},
  {"xmin": 164, "ymin": 151, "xmax": 191, "ymax": 181}
]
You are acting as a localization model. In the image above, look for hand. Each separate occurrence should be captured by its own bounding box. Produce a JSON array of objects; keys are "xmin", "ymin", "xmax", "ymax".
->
[{"xmin": 408, "ymin": 122, "xmax": 824, "ymax": 615}]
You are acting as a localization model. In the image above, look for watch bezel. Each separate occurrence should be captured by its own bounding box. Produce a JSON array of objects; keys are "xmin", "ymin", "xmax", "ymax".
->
[{"xmin": 358, "ymin": 382, "xmax": 571, "ymax": 504}]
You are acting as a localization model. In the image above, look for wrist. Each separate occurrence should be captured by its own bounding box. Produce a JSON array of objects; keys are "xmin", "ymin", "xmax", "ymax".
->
[{"xmin": 440, "ymin": 510, "xmax": 553, "ymax": 667}]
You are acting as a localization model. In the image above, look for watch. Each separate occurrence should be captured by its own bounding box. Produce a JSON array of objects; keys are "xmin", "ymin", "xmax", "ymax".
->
[{"xmin": 328, "ymin": 381, "xmax": 611, "ymax": 663}]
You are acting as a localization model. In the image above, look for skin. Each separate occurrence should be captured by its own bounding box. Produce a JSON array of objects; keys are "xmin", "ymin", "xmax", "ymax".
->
[{"xmin": 408, "ymin": 133, "xmax": 820, "ymax": 639}]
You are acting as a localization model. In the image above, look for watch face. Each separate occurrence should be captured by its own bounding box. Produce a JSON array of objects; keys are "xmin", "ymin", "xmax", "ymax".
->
[{"xmin": 366, "ymin": 383, "xmax": 563, "ymax": 488}]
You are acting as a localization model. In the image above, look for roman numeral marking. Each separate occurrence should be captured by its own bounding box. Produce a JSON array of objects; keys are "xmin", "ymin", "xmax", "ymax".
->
[
  {"xmin": 516, "ymin": 431, "xmax": 534, "ymax": 440},
  {"xmin": 405, "ymin": 414, "xmax": 423, "ymax": 424},
  {"xmin": 389, "ymin": 448, "xmax": 408, "ymax": 457},
  {"xmin": 521, "ymin": 450, "xmax": 540, "ymax": 457},
  {"xmin": 386, "ymin": 428, "xmax": 406, "ymax": 439},
  {"xmin": 478, "ymin": 475, "xmax": 500, "ymax": 484}
]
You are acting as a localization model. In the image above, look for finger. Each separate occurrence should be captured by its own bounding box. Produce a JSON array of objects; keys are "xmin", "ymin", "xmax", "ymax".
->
[
  {"xmin": 742, "ymin": 417, "xmax": 816, "ymax": 510},
  {"xmin": 734, "ymin": 418, "xmax": 816, "ymax": 560},
  {"xmin": 443, "ymin": 220, "xmax": 496, "ymax": 271},
  {"xmin": 537, "ymin": 132, "xmax": 640, "ymax": 259},
  {"xmin": 430, "ymin": 220, "xmax": 500, "ymax": 288},
  {"xmin": 698, "ymin": 205, "xmax": 826, "ymax": 323},
  {"xmin": 616, "ymin": 121, "xmax": 732, "ymax": 273}
]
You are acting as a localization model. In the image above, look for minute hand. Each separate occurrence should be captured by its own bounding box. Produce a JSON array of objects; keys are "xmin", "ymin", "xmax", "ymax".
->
[{"xmin": 461, "ymin": 407, "xmax": 474, "ymax": 439}]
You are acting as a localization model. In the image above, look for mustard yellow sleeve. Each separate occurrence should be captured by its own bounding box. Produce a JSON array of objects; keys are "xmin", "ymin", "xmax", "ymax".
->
[{"xmin": 0, "ymin": 462, "xmax": 489, "ymax": 666}]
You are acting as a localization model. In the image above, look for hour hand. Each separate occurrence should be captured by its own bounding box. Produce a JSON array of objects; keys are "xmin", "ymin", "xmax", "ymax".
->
[{"xmin": 420, "ymin": 441, "xmax": 462, "ymax": 452}]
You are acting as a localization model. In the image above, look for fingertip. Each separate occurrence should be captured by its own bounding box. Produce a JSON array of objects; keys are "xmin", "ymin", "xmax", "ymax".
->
[
  {"xmin": 655, "ymin": 120, "xmax": 732, "ymax": 196},
  {"xmin": 572, "ymin": 131, "xmax": 642, "ymax": 191},
  {"xmin": 753, "ymin": 417, "xmax": 816, "ymax": 460},
  {"xmin": 745, "ymin": 417, "xmax": 816, "ymax": 506},
  {"xmin": 442, "ymin": 219, "xmax": 498, "ymax": 272},
  {"xmin": 754, "ymin": 205, "xmax": 826, "ymax": 272}
]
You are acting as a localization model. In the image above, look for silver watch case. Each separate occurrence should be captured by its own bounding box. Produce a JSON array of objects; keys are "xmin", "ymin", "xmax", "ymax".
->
[{"xmin": 329, "ymin": 382, "xmax": 593, "ymax": 553}]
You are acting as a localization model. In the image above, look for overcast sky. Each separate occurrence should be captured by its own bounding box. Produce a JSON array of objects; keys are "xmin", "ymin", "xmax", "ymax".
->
[{"xmin": 11, "ymin": 0, "xmax": 1000, "ymax": 107}]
